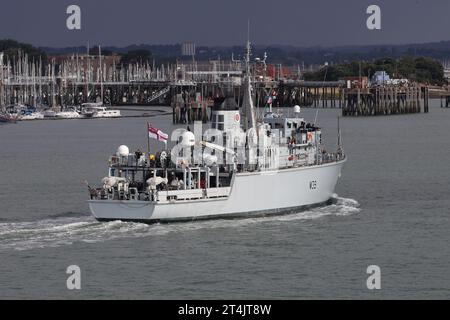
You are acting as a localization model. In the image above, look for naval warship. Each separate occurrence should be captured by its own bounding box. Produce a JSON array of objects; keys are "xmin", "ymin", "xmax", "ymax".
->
[{"xmin": 86, "ymin": 42, "xmax": 346, "ymax": 222}]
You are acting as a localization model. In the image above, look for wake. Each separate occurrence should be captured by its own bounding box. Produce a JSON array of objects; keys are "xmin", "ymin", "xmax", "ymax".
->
[{"xmin": 0, "ymin": 195, "xmax": 360, "ymax": 251}]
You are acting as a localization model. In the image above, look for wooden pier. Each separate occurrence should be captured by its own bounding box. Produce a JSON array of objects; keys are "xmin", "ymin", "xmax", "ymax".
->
[
  {"xmin": 1, "ymin": 51, "xmax": 433, "ymax": 121},
  {"xmin": 440, "ymin": 90, "xmax": 450, "ymax": 108},
  {"xmin": 342, "ymin": 85, "xmax": 428, "ymax": 116},
  {"xmin": 276, "ymin": 80, "xmax": 344, "ymax": 108}
]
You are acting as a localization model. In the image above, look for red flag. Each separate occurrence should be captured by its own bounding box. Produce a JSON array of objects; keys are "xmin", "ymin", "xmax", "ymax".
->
[{"xmin": 148, "ymin": 125, "xmax": 168, "ymax": 142}]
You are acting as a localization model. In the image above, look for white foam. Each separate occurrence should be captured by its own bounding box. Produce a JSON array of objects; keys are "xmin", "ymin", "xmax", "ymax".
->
[{"xmin": 0, "ymin": 196, "xmax": 360, "ymax": 251}]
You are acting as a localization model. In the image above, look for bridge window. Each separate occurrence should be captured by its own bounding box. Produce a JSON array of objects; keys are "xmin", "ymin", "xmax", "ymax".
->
[{"xmin": 216, "ymin": 114, "xmax": 224, "ymax": 130}]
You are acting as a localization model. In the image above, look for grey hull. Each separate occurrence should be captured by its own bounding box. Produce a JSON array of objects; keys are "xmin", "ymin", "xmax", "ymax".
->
[
  {"xmin": 88, "ymin": 159, "xmax": 345, "ymax": 222},
  {"xmin": 95, "ymin": 199, "xmax": 334, "ymax": 224}
]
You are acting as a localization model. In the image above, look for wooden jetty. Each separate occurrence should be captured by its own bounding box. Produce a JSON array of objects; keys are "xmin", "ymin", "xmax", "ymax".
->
[
  {"xmin": 1, "ymin": 50, "xmax": 433, "ymax": 122},
  {"xmin": 439, "ymin": 88, "xmax": 450, "ymax": 108},
  {"xmin": 276, "ymin": 80, "xmax": 431, "ymax": 116},
  {"xmin": 341, "ymin": 85, "xmax": 428, "ymax": 116},
  {"xmin": 443, "ymin": 96, "xmax": 450, "ymax": 108},
  {"xmin": 276, "ymin": 80, "xmax": 345, "ymax": 108}
]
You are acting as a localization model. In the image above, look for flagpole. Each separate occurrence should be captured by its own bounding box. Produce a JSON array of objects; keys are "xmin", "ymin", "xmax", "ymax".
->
[{"xmin": 147, "ymin": 122, "xmax": 150, "ymax": 158}]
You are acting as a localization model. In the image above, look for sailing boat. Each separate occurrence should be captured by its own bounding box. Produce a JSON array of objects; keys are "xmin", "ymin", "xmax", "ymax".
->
[
  {"xmin": 81, "ymin": 46, "xmax": 121, "ymax": 118},
  {"xmin": 0, "ymin": 106, "xmax": 19, "ymax": 123}
]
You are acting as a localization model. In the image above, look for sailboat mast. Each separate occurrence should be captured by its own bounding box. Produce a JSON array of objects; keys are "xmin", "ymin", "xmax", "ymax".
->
[
  {"xmin": 86, "ymin": 42, "xmax": 89, "ymax": 102},
  {"xmin": 242, "ymin": 22, "xmax": 256, "ymax": 131},
  {"xmin": 99, "ymin": 45, "xmax": 103, "ymax": 104}
]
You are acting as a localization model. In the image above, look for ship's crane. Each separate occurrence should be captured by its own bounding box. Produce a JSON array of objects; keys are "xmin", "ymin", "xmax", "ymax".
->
[{"xmin": 199, "ymin": 140, "xmax": 236, "ymax": 156}]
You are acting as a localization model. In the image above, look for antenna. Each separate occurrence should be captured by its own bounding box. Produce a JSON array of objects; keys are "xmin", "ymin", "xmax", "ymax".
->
[
  {"xmin": 337, "ymin": 115, "xmax": 340, "ymax": 146},
  {"xmin": 246, "ymin": 20, "xmax": 251, "ymax": 74},
  {"xmin": 314, "ymin": 62, "xmax": 329, "ymax": 126},
  {"xmin": 247, "ymin": 20, "xmax": 250, "ymax": 45},
  {"xmin": 99, "ymin": 45, "xmax": 103, "ymax": 105},
  {"xmin": 337, "ymin": 115, "xmax": 343, "ymax": 154},
  {"xmin": 86, "ymin": 41, "xmax": 90, "ymax": 103},
  {"xmin": 242, "ymin": 20, "xmax": 256, "ymax": 131}
]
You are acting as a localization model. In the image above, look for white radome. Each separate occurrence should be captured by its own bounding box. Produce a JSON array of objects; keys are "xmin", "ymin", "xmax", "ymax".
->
[
  {"xmin": 203, "ymin": 154, "xmax": 218, "ymax": 166},
  {"xmin": 181, "ymin": 131, "xmax": 196, "ymax": 147},
  {"xmin": 116, "ymin": 145, "xmax": 130, "ymax": 157},
  {"xmin": 294, "ymin": 105, "xmax": 301, "ymax": 114},
  {"xmin": 102, "ymin": 176, "xmax": 126, "ymax": 188}
]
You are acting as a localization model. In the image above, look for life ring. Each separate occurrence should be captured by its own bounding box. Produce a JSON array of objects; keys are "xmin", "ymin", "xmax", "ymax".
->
[{"xmin": 307, "ymin": 132, "xmax": 313, "ymax": 141}]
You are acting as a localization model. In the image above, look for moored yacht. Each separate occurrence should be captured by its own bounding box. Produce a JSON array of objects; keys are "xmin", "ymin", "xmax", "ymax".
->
[
  {"xmin": 0, "ymin": 112, "xmax": 18, "ymax": 123},
  {"xmin": 18, "ymin": 107, "xmax": 44, "ymax": 120},
  {"xmin": 81, "ymin": 103, "xmax": 121, "ymax": 118},
  {"xmin": 55, "ymin": 107, "xmax": 81, "ymax": 119}
]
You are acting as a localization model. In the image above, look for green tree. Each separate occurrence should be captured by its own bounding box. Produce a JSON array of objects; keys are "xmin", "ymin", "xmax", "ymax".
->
[
  {"xmin": 120, "ymin": 49, "xmax": 153, "ymax": 66},
  {"xmin": 303, "ymin": 56, "xmax": 446, "ymax": 85},
  {"xmin": 0, "ymin": 39, "xmax": 47, "ymax": 63},
  {"xmin": 89, "ymin": 47, "xmax": 113, "ymax": 56}
]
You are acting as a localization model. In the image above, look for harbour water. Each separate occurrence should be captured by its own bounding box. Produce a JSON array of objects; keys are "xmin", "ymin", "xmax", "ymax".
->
[{"xmin": 0, "ymin": 102, "xmax": 449, "ymax": 299}]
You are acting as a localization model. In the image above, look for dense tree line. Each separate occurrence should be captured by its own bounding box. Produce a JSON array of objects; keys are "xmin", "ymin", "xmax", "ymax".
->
[
  {"xmin": 0, "ymin": 39, "xmax": 175, "ymax": 68},
  {"xmin": 0, "ymin": 39, "xmax": 47, "ymax": 63},
  {"xmin": 119, "ymin": 49, "xmax": 153, "ymax": 65},
  {"xmin": 303, "ymin": 57, "xmax": 446, "ymax": 85},
  {"xmin": 1, "ymin": 39, "xmax": 447, "ymax": 85},
  {"xmin": 119, "ymin": 49, "xmax": 176, "ymax": 67}
]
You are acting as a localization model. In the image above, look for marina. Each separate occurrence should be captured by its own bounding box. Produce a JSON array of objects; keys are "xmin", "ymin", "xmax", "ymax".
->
[{"xmin": 1, "ymin": 48, "xmax": 442, "ymax": 124}]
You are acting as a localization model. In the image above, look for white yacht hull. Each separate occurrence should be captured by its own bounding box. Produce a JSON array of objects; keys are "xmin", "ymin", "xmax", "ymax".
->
[
  {"xmin": 55, "ymin": 112, "xmax": 81, "ymax": 119},
  {"xmin": 92, "ymin": 110, "xmax": 121, "ymax": 118},
  {"xmin": 88, "ymin": 159, "xmax": 345, "ymax": 222},
  {"xmin": 19, "ymin": 113, "xmax": 44, "ymax": 120}
]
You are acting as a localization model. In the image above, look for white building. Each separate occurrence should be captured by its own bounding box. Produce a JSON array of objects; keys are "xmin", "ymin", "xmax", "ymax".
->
[
  {"xmin": 444, "ymin": 68, "xmax": 450, "ymax": 82},
  {"xmin": 441, "ymin": 60, "xmax": 450, "ymax": 82},
  {"xmin": 371, "ymin": 71, "xmax": 390, "ymax": 85}
]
